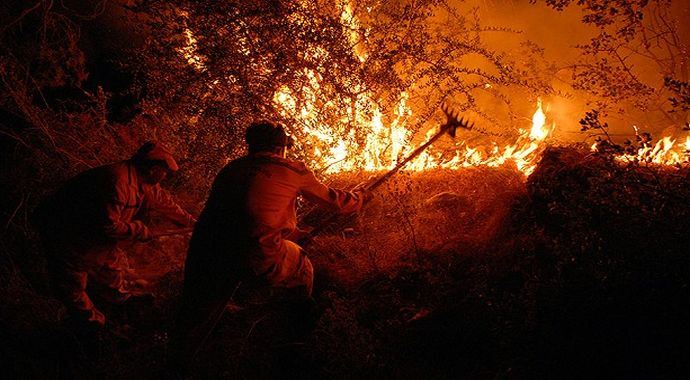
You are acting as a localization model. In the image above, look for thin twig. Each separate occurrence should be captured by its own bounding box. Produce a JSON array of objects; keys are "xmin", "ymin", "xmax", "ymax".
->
[
  {"xmin": 240, "ymin": 314, "xmax": 269, "ymax": 354},
  {"xmin": 0, "ymin": 1, "xmax": 43, "ymax": 36},
  {"xmin": 3, "ymin": 196, "xmax": 25, "ymax": 231}
]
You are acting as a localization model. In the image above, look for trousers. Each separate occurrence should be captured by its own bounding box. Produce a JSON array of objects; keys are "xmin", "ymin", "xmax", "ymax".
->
[
  {"xmin": 46, "ymin": 241, "xmax": 131, "ymax": 326},
  {"xmin": 263, "ymin": 240, "xmax": 314, "ymax": 297}
]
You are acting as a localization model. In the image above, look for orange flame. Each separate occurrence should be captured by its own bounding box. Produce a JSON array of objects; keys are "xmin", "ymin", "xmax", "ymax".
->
[
  {"xmin": 273, "ymin": 77, "xmax": 555, "ymax": 176},
  {"xmin": 590, "ymin": 126, "xmax": 690, "ymax": 165},
  {"xmin": 530, "ymin": 98, "xmax": 548, "ymax": 141},
  {"xmin": 268, "ymin": 3, "xmax": 560, "ymax": 176}
]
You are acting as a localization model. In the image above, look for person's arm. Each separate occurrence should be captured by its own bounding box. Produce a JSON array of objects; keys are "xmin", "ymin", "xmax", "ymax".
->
[
  {"xmin": 103, "ymin": 181, "xmax": 151, "ymax": 241},
  {"xmin": 299, "ymin": 168, "xmax": 365, "ymax": 213},
  {"xmin": 144, "ymin": 184, "xmax": 196, "ymax": 227}
]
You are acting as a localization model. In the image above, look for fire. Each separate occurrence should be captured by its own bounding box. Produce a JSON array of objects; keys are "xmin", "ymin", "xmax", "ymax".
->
[
  {"xmin": 174, "ymin": 4, "xmax": 690, "ymax": 179},
  {"xmin": 268, "ymin": 2, "xmax": 558, "ymax": 177},
  {"xmin": 617, "ymin": 136, "xmax": 686, "ymax": 165},
  {"xmin": 174, "ymin": 2, "xmax": 558, "ymax": 178},
  {"xmin": 273, "ymin": 76, "xmax": 555, "ymax": 176},
  {"xmin": 590, "ymin": 125, "xmax": 690, "ymax": 166},
  {"xmin": 530, "ymin": 99, "xmax": 548, "ymax": 141},
  {"xmin": 178, "ymin": 11, "xmax": 205, "ymax": 70}
]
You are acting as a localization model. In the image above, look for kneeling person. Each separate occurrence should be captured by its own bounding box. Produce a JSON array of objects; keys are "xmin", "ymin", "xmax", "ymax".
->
[
  {"xmin": 34, "ymin": 142, "xmax": 196, "ymax": 328},
  {"xmin": 183, "ymin": 122, "xmax": 368, "ymax": 316}
]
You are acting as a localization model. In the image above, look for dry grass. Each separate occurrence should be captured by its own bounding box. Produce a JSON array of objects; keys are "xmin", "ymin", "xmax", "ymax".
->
[{"xmin": 310, "ymin": 167, "xmax": 527, "ymax": 290}]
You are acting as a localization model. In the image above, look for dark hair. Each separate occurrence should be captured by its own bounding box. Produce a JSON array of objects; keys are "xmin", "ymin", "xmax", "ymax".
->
[
  {"xmin": 131, "ymin": 142, "xmax": 168, "ymax": 170},
  {"xmin": 245, "ymin": 122, "xmax": 294, "ymax": 153},
  {"xmin": 131, "ymin": 141, "xmax": 156, "ymax": 165}
]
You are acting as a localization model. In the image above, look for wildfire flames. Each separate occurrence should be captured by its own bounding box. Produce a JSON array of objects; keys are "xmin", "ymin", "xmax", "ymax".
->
[
  {"xmin": 591, "ymin": 126, "xmax": 690, "ymax": 166},
  {"xmin": 274, "ymin": 74, "xmax": 689, "ymax": 176},
  {"xmin": 274, "ymin": 80, "xmax": 554, "ymax": 176},
  {"xmin": 179, "ymin": 4, "xmax": 689, "ymax": 176},
  {"xmin": 266, "ymin": 3, "xmax": 557, "ymax": 176}
]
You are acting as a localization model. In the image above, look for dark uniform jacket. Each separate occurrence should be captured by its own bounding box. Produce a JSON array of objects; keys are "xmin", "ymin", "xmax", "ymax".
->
[
  {"xmin": 183, "ymin": 152, "xmax": 363, "ymax": 304},
  {"xmin": 34, "ymin": 160, "xmax": 194, "ymax": 253}
]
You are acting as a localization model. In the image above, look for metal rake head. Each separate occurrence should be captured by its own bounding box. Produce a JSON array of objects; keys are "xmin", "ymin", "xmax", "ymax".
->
[{"xmin": 441, "ymin": 103, "xmax": 474, "ymax": 138}]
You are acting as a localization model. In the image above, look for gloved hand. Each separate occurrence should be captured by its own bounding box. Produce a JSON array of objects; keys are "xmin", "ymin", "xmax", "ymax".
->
[
  {"xmin": 355, "ymin": 188, "xmax": 374, "ymax": 204},
  {"xmin": 178, "ymin": 214, "xmax": 197, "ymax": 227},
  {"xmin": 139, "ymin": 226, "xmax": 153, "ymax": 242},
  {"xmin": 288, "ymin": 227, "xmax": 314, "ymax": 245}
]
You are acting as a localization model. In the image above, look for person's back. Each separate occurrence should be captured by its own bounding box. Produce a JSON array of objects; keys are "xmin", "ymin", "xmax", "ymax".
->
[
  {"xmin": 173, "ymin": 122, "xmax": 369, "ymax": 372},
  {"xmin": 36, "ymin": 161, "xmax": 147, "ymax": 249},
  {"xmin": 185, "ymin": 121, "xmax": 368, "ymax": 303},
  {"xmin": 185, "ymin": 151, "xmax": 362, "ymax": 301},
  {"xmin": 183, "ymin": 155, "xmax": 258, "ymax": 305}
]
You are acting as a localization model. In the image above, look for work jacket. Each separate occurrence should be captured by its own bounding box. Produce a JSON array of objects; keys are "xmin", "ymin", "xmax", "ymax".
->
[
  {"xmin": 184, "ymin": 152, "xmax": 364, "ymax": 302},
  {"xmin": 35, "ymin": 160, "xmax": 194, "ymax": 251}
]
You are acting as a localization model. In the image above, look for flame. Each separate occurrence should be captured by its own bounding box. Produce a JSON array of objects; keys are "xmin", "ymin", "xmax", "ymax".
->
[
  {"xmin": 267, "ymin": 3, "xmax": 562, "ymax": 177},
  {"xmin": 274, "ymin": 71, "xmax": 555, "ymax": 176},
  {"xmin": 530, "ymin": 98, "xmax": 548, "ymax": 141},
  {"xmin": 339, "ymin": 2, "xmax": 367, "ymax": 62},
  {"xmin": 175, "ymin": 4, "xmax": 690, "ymax": 179},
  {"xmin": 590, "ymin": 128, "xmax": 690, "ymax": 165},
  {"xmin": 178, "ymin": 11, "xmax": 206, "ymax": 70},
  {"xmin": 617, "ymin": 136, "xmax": 684, "ymax": 165}
]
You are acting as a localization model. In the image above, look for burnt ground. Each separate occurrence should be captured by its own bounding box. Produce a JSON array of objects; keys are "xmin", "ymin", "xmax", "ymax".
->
[{"xmin": 2, "ymin": 145, "xmax": 690, "ymax": 379}]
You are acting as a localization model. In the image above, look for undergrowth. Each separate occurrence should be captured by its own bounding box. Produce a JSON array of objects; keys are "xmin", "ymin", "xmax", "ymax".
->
[{"xmin": 4, "ymin": 146, "xmax": 690, "ymax": 378}]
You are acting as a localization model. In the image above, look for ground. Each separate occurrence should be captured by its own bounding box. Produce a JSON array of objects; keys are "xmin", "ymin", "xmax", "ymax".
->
[{"xmin": 2, "ymin": 145, "xmax": 690, "ymax": 379}]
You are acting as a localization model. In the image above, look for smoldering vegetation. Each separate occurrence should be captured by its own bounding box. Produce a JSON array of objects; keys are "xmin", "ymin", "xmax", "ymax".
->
[{"xmin": 3, "ymin": 146, "xmax": 690, "ymax": 378}]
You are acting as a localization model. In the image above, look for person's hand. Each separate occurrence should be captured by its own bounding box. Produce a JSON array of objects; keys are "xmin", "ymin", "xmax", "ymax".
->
[
  {"xmin": 289, "ymin": 227, "xmax": 314, "ymax": 245},
  {"xmin": 186, "ymin": 215, "xmax": 198, "ymax": 227},
  {"xmin": 354, "ymin": 187, "xmax": 374, "ymax": 204},
  {"xmin": 172, "ymin": 214, "xmax": 197, "ymax": 227},
  {"xmin": 139, "ymin": 227, "xmax": 153, "ymax": 242}
]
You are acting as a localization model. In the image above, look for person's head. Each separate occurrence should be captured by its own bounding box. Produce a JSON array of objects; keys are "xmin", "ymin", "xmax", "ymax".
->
[
  {"xmin": 245, "ymin": 121, "xmax": 294, "ymax": 157},
  {"xmin": 131, "ymin": 142, "xmax": 179, "ymax": 184}
]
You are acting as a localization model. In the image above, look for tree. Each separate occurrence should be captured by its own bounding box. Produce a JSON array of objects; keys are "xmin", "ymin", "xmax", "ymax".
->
[
  {"xmin": 133, "ymin": 0, "xmax": 553, "ymax": 178},
  {"xmin": 538, "ymin": 0, "xmax": 689, "ymax": 126}
]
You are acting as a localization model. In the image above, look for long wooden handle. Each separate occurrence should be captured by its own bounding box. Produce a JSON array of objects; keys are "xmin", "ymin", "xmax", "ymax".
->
[
  {"xmin": 306, "ymin": 123, "xmax": 454, "ymax": 239},
  {"xmin": 365, "ymin": 123, "xmax": 451, "ymax": 191},
  {"xmin": 151, "ymin": 227, "xmax": 194, "ymax": 238}
]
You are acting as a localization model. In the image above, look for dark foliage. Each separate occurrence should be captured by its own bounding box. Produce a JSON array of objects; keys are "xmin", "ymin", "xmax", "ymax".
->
[
  {"xmin": 4, "ymin": 148, "xmax": 690, "ymax": 378},
  {"xmin": 665, "ymin": 76, "xmax": 690, "ymax": 113}
]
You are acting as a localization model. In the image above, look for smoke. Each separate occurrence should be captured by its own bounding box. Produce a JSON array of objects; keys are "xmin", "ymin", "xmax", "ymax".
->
[{"xmin": 468, "ymin": 0, "xmax": 690, "ymax": 141}]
